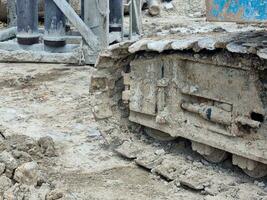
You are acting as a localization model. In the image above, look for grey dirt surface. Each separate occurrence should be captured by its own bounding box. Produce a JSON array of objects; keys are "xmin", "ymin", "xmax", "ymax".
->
[
  {"xmin": 0, "ymin": 63, "xmax": 203, "ymax": 199},
  {"xmin": 0, "ymin": 1, "xmax": 267, "ymax": 199},
  {"xmin": 0, "ymin": 62, "xmax": 266, "ymax": 200}
]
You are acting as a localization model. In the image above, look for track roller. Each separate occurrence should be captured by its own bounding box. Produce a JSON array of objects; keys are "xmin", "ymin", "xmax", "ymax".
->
[
  {"xmin": 232, "ymin": 155, "xmax": 267, "ymax": 178},
  {"xmin": 143, "ymin": 127, "xmax": 176, "ymax": 141},
  {"xmin": 191, "ymin": 141, "xmax": 228, "ymax": 163}
]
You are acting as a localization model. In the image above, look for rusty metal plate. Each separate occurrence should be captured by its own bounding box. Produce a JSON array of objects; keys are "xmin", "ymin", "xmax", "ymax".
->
[{"xmin": 206, "ymin": 0, "xmax": 267, "ymax": 23}]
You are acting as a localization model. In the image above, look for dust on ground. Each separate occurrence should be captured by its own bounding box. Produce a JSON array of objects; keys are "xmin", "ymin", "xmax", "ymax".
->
[
  {"xmin": 0, "ymin": 1, "xmax": 267, "ymax": 199},
  {"xmin": 0, "ymin": 62, "xmax": 267, "ymax": 200},
  {"xmin": 0, "ymin": 63, "xmax": 203, "ymax": 199}
]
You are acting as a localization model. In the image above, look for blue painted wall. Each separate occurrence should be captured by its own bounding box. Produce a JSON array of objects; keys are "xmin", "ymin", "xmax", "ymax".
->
[{"xmin": 206, "ymin": 0, "xmax": 267, "ymax": 22}]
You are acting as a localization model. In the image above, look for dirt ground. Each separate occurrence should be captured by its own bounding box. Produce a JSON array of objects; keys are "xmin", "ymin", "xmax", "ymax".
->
[
  {"xmin": 0, "ymin": 1, "xmax": 267, "ymax": 200},
  {"xmin": 0, "ymin": 62, "xmax": 266, "ymax": 199},
  {"xmin": 0, "ymin": 63, "xmax": 202, "ymax": 199}
]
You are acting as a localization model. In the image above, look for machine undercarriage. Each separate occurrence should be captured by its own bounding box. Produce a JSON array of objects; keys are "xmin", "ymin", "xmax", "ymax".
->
[{"xmin": 92, "ymin": 30, "xmax": 267, "ymax": 178}]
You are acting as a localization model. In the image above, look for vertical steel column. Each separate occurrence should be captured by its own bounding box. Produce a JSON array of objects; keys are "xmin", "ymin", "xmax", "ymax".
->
[
  {"xmin": 81, "ymin": 0, "xmax": 84, "ymax": 20},
  {"xmin": 65, "ymin": 0, "xmax": 71, "ymax": 32},
  {"xmin": 16, "ymin": 0, "xmax": 39, "ymax": 45},
  {"xmin": 7, "ymin": 0, "xmax": 17, "ymax": 27},
  {"xmin": 109, "ymin": 0, "xmax": 123, "ymax": 32},
  {"xmin": 44, "ymin": 0, "xmax": 66, "ymax": 47}
]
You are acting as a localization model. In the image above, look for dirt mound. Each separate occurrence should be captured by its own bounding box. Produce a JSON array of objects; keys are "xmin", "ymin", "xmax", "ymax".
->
[{"xmin": 0, "ymin": 132, "xmax": 63, "ymax": 199}]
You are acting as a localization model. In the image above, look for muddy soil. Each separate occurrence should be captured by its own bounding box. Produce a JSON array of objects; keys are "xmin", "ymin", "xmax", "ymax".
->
[
  {"xmin": 0, "ymin": 1, "xmax": 267, "ymax": 199},
  {"xmin": 0, "ymin": 63, "xmax": 203, "ymax": 199},
  {"xmin": 0, "ymin": 63, "xmax": 266, "ymax": 199}
]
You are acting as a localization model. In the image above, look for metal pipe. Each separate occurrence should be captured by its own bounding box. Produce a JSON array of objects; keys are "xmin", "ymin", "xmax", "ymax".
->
[
  {"xmin": 7, "ymin": 0, "xmax": 17, "ymax": 27},
  {"xmin": 16, "ymin": 0, "xmax": 39, "ymax": 45},
  {"xmin": 44, "ymin": 0, "xmax": 66, "ymax": 47},
  {"xmin": 65, "ymin": 0, "xmax": 71, "ymax": 32},
  {"xmin": 109, "ymin": 0, "xmax": 123, "ymax": 32},
  {"xmin": 81, "ymin": 0, "xmax": 84, "ymax": 20}
]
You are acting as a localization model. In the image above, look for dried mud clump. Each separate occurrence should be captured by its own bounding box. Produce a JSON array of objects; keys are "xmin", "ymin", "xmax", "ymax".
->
[{"xmin": 0, "ymin": 134, "xmax": 63, "ymax": 200}]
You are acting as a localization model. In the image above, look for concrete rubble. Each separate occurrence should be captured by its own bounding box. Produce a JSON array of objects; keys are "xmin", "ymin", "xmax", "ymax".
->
[
  {"xmin": 0, "ymin": 134, "xmax": 61, "ymax": 199},
  {"xmin": 0, "ymin": 58, "xmax": 266, "ymax": 199}
]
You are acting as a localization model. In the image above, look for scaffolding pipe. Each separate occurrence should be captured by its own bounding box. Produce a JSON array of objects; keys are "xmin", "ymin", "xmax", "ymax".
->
[
  {"xmin": 44, "ymin": 0, "xmax": 66, "ymax": 47},
  {"xmin": 109, "ymin": 0, "xmax": 123, "ymax": 32},
  {"xmin": 81, "ymin": 0, "xmax": 84, "ymax": 20},
  {"xmin": 16, "ymin": 0, "xmax": 39, "ymax": 45}
]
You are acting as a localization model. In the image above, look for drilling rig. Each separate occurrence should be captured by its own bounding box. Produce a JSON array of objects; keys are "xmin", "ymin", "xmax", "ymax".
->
[{"xmin": 1, "ymin": 0, "xmax": 267, "ymax": 179}]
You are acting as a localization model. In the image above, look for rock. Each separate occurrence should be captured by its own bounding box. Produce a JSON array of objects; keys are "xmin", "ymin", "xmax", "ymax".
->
[
  {"xmin": 163, "ymin": 2, "xmax": 174, "ymax": 10},
  {"xmin": 3, "ymin": 183, "xmax": 28, "ymax": 200},
  {"xmin": 115, "ymin": 141, "xmax": 142, "ymax": 159},
  {"xmin": 0, "ymin": 136, "xmax": 6, "ymax": 153},
  {"xmin": 174, "ymin": 180, "xmax": 181, "ymax": 188},
  {"xmin": 0, "ymin": 151, "xmax": 18, "ymax": 178},
  {"xmin": 0, "ymin": 175, "xmax": 12, "ymax": 193},
  {"xmin": 92, "ymin": 93, "xmax": 113, "ymax": 120},
  {"xmin": 4, "ymin": 183, "xmax": 52, "ymax": 200},
  {"xmin": 12, "ymin": 150, "xmax": 33, "ymax": 164},
  {"xmin": 186, "ymin": 155, "xmax": 193, "ymax": 161},
  {"xmin": 153, "ymin": 157, "xmax": 187, "ymax": 180},
  {"xmin": 192, "ymin": 161, "xmax": 203, "ymax": 168},
  {"xmin": 93, "ymin": 104, "xmax": 113, "ymax": 120},
  {"xmin": 257, "ymin": 181, "xmax": 265, "ymax": 188},
  {"xmin": 204, "ymin": 184, "xmax": 220, "ymax": 196},
  {"xmin": 155, "ymin": 149, "xmax": 165, "ymax": 156},
  {"xmin": 28, "ymin": 184, "xmax": 51, "ymax": 200},
  {"xmin": 14, "ymin": 162, "xmax": 39, "ymax": 186},
  {"xmin": 38, "ymin": 137, "xmax": 56, "ymax": 157},
  {"xmin": 135, "ymin": 152, "xmax": 163, "ymax": 170},
  {"xmin": 0, "ymin": 163, "xmax": 5, "ymax": 175},
  {"xmin": 7, "ymin": 135, "xmax": 38, "ymax": 154},
  {"xmin": 88, "ymin": 127, "xmax": 101, "ymax": 139},
  {"xmin": 179, "ymin": 172, "xmax": 210, "ymax": 190},
  {"xmin": 45, "ymin": 189, "xmax": 64, "ymax": 200}
]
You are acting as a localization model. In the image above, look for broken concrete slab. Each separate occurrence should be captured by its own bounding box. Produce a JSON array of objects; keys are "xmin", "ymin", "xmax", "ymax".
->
[
  {"xmin": 0, "ymin": 151, "xmax": 18, "ymax": 178},
  {"xmin": 0, "ymin": 163, "xmax": 5, "ymax": 175},
  {"xmin": 0, "ymin": 175, "xmax": 12, "ymax": 194},
  {"xmin": 152, "ymin": 157, "xmax": 188, "ymax": 181},
  {"xmin": 45, "ymin": 189, "xmax": 65, "ymax": 200},
  {"xmin": 179, "ymin": 172, "xmax": 211, "ymax": 190},
  {"xmin": 38, "ymin": 136, "xmax": 56, "ymax": 157},
  {"xmin": 135, "ymin": 151, "xmax": 163, "ymax": 170},
  {"xmin": 115, "ymin": 141, "xmax": 143, "ymax": 159},
  {"xmin": 14, "ymin": 161, "xmax": 40, "ymax": 186},
  {"xmin": 93, "ymin": 104, "xmax": 113, "ymax": 120}
]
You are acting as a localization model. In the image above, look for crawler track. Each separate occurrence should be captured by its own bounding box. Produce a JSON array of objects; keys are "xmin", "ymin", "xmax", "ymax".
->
[{"xmin": 91, "ymin": 29, "xmax": 267, "ymax": 189}]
